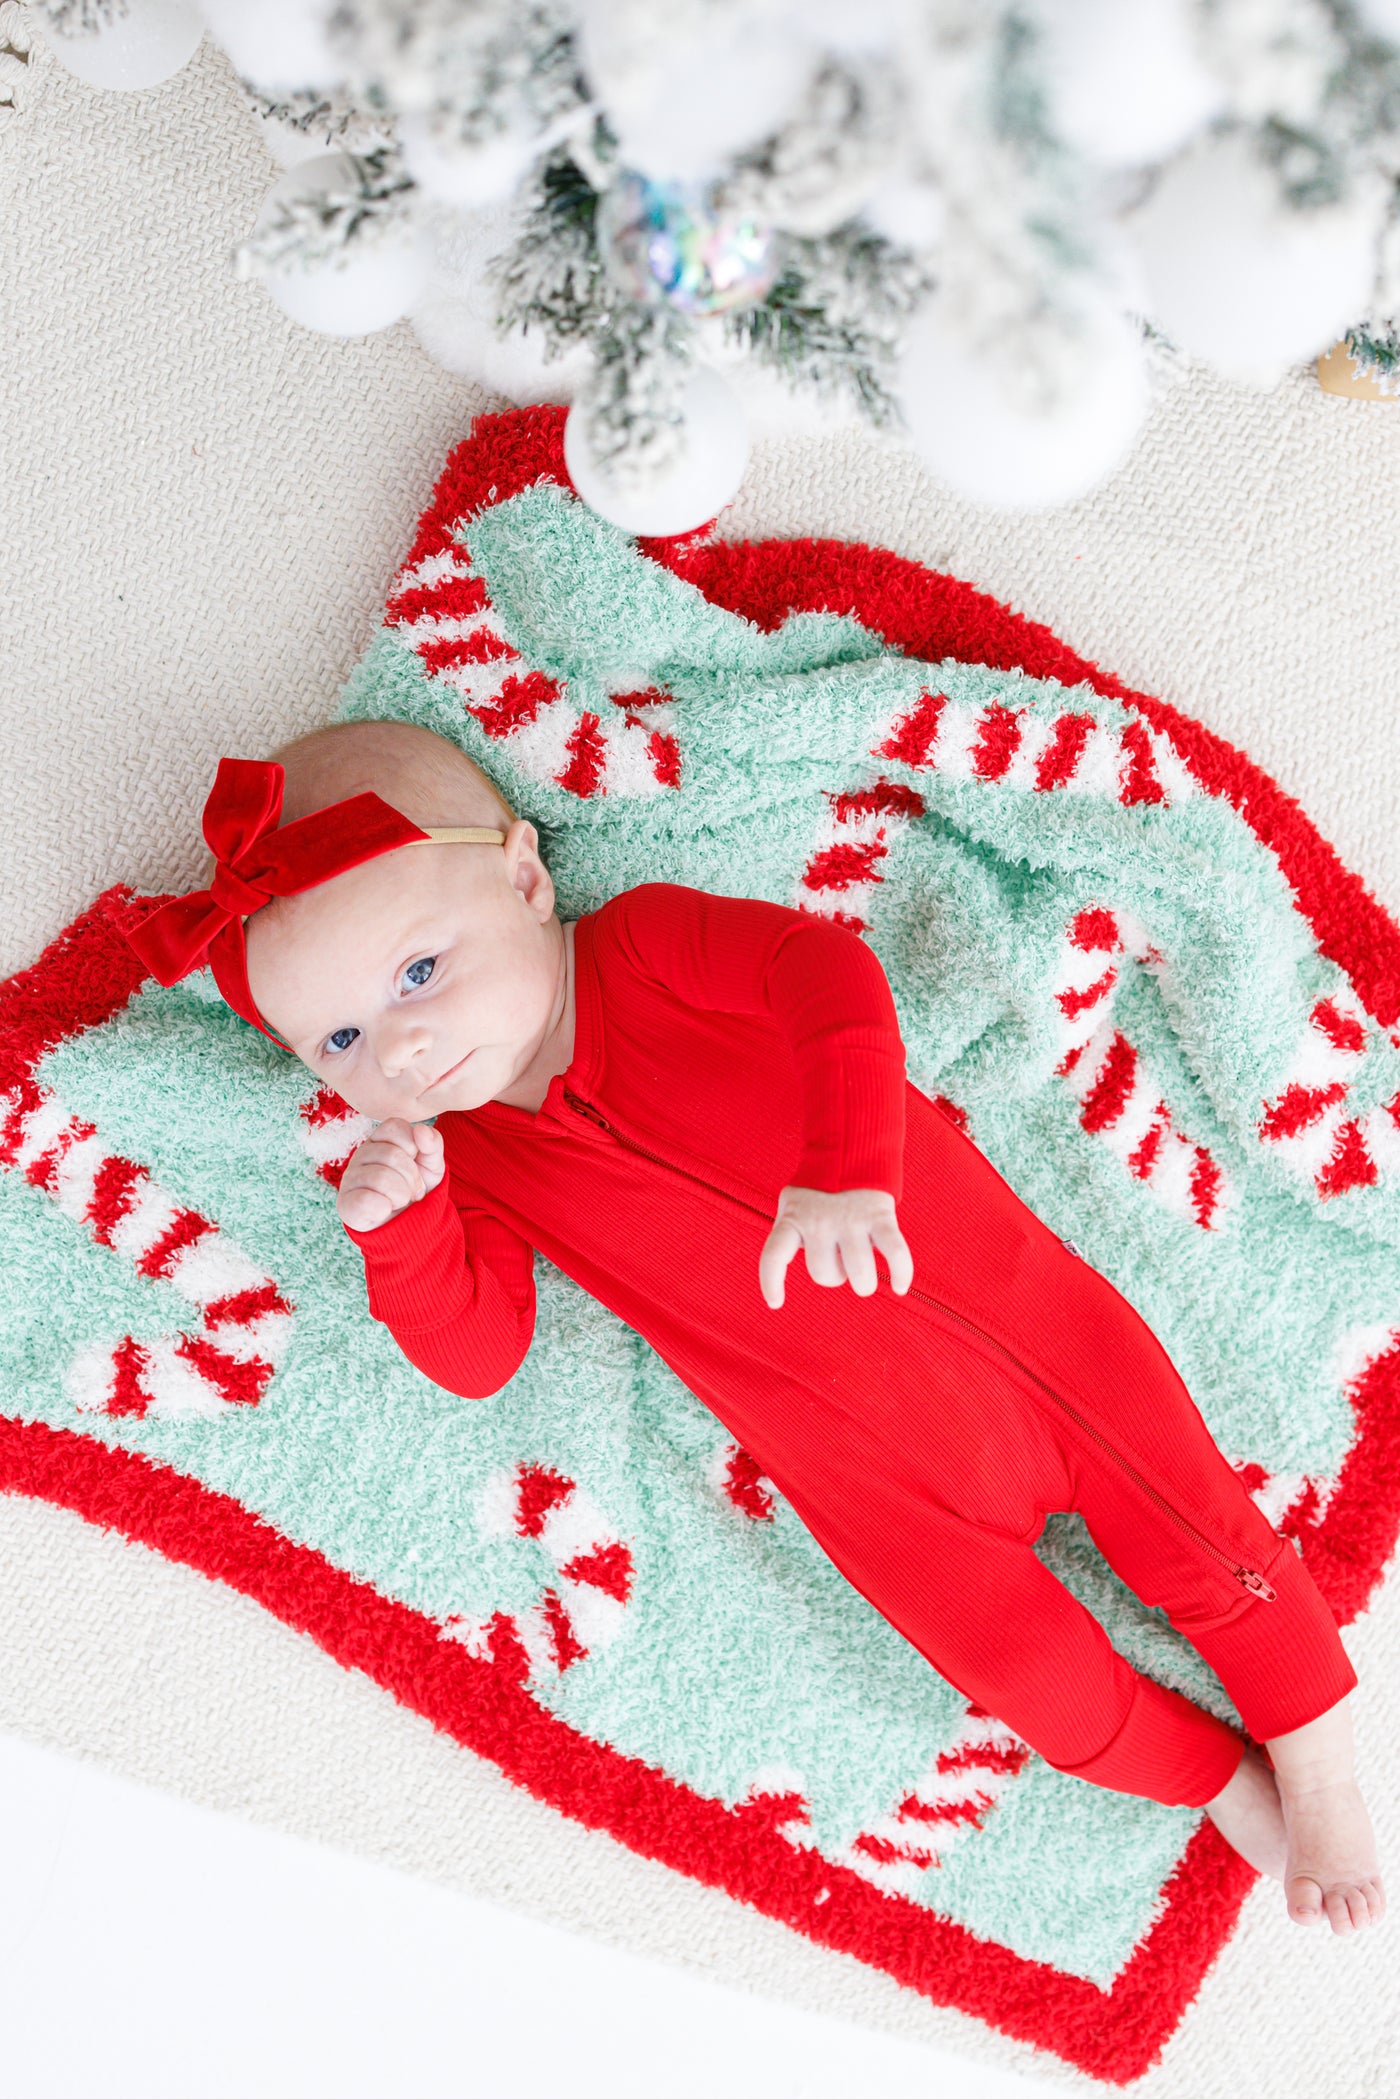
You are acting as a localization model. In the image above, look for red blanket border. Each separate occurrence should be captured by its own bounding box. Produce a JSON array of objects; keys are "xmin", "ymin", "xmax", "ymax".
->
[{"xmin": 2, "ymin": 406, "xmax": 1396, "ymax": 2087}]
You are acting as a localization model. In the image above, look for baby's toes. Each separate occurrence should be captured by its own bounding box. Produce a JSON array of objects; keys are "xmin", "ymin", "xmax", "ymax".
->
[
  {"xmin": 1323, "ymin": 1884, "xmax": 1357, "ymax": 1935},
  {"xmin": 1287, "ymin": 1875, "xmax": 1324, "ymax": 1925}
]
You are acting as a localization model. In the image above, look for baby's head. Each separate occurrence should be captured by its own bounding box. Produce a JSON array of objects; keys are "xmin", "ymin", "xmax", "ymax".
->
[{"xmin": 237, "ymin": 720, "xmax": 563, "ymax": 1122}]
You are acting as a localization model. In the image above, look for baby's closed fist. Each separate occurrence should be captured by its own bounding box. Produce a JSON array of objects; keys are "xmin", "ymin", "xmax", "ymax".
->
[{"xmin": 336, "ymin": 1118, "xmax": 446, "ymax": 1232}]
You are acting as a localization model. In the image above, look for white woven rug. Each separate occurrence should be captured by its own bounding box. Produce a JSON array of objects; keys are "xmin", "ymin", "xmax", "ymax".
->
[{"xmin": 2, "ymin": 31, "xmax": 1398, "ymax": 2096}]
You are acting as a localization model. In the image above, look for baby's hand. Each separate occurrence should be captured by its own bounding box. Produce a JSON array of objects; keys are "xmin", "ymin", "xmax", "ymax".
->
[
  {"xmin": 759, "ymin": 1187, "xmax": 914, "ymax": 1310},
  {"xmin": 336, "ymin": 1117, "xmax": 445, "ymax": 1232}
]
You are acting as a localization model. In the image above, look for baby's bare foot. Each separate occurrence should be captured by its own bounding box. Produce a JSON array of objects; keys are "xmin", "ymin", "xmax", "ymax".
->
[
  {"xmin": 1278, "ymin": 1777, "xmax": 1386, "ymax": 1934},
  {"xmin": 1204, "ymin": 1746, "xmax": 1287, "ymax": 1879}
]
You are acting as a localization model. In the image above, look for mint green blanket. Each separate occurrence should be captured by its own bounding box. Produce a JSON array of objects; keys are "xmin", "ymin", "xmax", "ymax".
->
[{"xmin": 5, "ymin": 426, "xmax": 1399, "ymax": 2007}]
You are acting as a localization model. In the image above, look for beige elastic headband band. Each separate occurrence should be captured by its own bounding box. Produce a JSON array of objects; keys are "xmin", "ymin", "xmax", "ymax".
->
[{"xmin": 418, "ymin": 826, "xmax": 507, "ymax": 844}]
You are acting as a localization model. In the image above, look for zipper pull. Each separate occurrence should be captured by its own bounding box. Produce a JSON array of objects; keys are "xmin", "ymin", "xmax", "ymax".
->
[
  {"xmin": 1236, "ymin": 1567, "xmax": 1278, "ymax": 1601},
  {"xmin": 562, "ymin": 1087, "xmax": 613, "ymax": 1134}
]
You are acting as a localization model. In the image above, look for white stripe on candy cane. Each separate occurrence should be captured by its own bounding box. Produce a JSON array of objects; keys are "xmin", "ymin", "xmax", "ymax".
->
[
  {"xmin": 440, "ymin": 1460, "xmax": 637, "ymax": 1681},
  {"xmin": 0, "ymin": 1079, "xmax": 294, "ymax": 1420}
]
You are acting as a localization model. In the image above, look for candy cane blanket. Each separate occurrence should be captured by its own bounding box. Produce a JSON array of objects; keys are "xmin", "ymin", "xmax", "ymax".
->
[{"xmin": 4, "ymin": 408, "xmax": 1400, "ymax": 2086}]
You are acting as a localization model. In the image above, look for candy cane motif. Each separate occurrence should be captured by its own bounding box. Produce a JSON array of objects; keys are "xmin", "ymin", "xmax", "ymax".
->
[
  {"xmin": 0, "ymin": 1075, "xmax": 294, "ymax": 1419},
  {"xmin": 1257, "ymin": 993, "xmax": 1400, "ymax": 1199},
  {"xmin": 1230, "ymin": 1325, "xmax": 1400, "ymax": 1535},
  {"xmin": 441, "ymin": 1460, "xmax": 636, "ymax": 1681},
  {"xmin": 1053, "ymin": 907, "xmax": 1234, "ymax": 1232},
  {"xmin": 297, "ymin": 1084, "xmax": 374, "ymax": 1188},
  {"xmin": 707, "ymin": 1437, "xmax": 779, "ymax": 1521},
  {"xmin": 383, "ymin": 540, "xmax": 681, "ymax": 798},
  {"xmin": 873, "ymin": 689, "xmax": 1198, "ymax": 809},
  {"xmin": 796, "ymin": 780, "xmax": 926, "ymax": 932},
  {"xmin": 739, "ymin": 1704, "xmax": 1030, "ymax": 1901},
  {"xmin": 1232, "ymin": 1458, "xmax": 1332, "ymax": 1534}
]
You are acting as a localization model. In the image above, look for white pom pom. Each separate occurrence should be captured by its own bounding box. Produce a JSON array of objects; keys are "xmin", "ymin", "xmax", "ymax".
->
[
  {"xmin": 694, "ymin": 315, "xmax": 861, "ymax": 441},
  {"xmin": 774, "ymin": 0, "xmax": 914, "ymax": 53},
  {"xmin": 1128, "ymin": 131, "xmax": 1385, "ymax": 388},
  {"xmin": 1355, "ymin": 0, "xmax": 1400, "ymax": 37},
  {"xmin": 39, "ymin": 0, "xmax": 201, "ymax": 91},
  {"xmin": 253, "ymin": 153, "xmax": 432, "ymax": 338},
  {"xmin": 575, "ymin": 0, "xmax": 810, "ymax": 181},
  {"xmin": 408, "ymin": 201, "xmax": 588, "ymax": 395},
  {"xmin": 410, "ymin": 297, "xmax": 588, "ymax": 398},
  {"xmin": 862, "ymin": 180, "xmax": 947, "ymax": 251},
  {"xmin": 564, "ymin": 363, "xmax": 750, "ymax": 536},
  {"xmin": 897, "ymin": 289, "xmax": 1150, "ymax": 511},
  {"xmin": 398, "ymin": 112, "xmax": 539, "ymax": 210},
  {"xmin": 1032, "ymin": 0, "xmax": 1226, "ymax": 166},
  {"xmin": 198, "ymin": 0, "xmax": 339, "ymax": 95}
]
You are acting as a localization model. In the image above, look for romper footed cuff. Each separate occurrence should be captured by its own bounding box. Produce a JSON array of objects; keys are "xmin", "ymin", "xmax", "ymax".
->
[{"xmin": 1049, "ymin": 1671, "xmax": 1246, "ymax": 1808}]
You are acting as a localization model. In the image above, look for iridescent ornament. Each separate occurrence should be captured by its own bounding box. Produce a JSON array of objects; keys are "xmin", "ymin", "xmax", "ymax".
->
[{"xmin": 599, "ymin": 173, "xmax": 778, "ymax": 318}]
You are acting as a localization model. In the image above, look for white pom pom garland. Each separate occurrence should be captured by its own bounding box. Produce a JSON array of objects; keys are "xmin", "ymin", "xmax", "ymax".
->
[{"xmin": 564, "ymin": 363, "xmax": 750, "ymax": 535}]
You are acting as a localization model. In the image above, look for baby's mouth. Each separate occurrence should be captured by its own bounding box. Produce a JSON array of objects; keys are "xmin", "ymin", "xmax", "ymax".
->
[{"xmin": 427, "ymin": 1049, "xmax": 473, "ymax": 1092}]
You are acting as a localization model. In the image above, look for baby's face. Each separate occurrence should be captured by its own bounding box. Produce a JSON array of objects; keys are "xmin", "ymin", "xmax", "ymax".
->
[{"xmin": 244, "ymin": 821, "xmax": 563, "ymax": 1122}]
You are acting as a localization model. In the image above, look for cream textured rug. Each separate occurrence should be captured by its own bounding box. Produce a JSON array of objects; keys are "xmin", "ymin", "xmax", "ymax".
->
[{"xmin": 2, "ymin": 30, "xmax": 1399, "ymax": 2097}]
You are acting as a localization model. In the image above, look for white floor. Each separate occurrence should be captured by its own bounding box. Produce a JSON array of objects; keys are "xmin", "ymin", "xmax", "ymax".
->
[
  {"xmin": 6, "ymin": 33, "xmax": 1400, "ymax": 2099},
  {"xmin": 0, "ymin": 1730, "xmax": 1055, "ymax": 2099}
]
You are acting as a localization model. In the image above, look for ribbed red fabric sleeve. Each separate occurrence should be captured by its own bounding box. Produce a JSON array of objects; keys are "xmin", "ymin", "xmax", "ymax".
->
[
  {"xmin": 613, "ymin": 884, "xmax": 907, "ymax": 1198},
  {"xmin": 341, "ymin": 1172, "xmax": 536, "ymax": 1399}
]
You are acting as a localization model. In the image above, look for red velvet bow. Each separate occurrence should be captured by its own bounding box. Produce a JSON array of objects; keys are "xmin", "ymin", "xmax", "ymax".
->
[{"xmin": 121, "ymin": 757, "xmax": 432, "ymax": 1050}]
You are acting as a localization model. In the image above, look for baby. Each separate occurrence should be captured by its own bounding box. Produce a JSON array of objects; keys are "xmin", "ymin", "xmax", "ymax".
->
[{"xmin": 161, "ymin": 714, "xmax": 1382, "ymax": 1935}]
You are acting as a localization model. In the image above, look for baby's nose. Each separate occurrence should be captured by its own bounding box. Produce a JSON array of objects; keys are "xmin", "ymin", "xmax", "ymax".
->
[{"xmin": 377, "ymin": 1016, "xmax": 434, "ymax": 1081}]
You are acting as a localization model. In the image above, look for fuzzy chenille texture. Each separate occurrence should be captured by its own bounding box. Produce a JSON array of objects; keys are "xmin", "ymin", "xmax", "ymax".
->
[{"xmin": 2, "ymin": 409, "xmax": 1399, "ymax": 2086}]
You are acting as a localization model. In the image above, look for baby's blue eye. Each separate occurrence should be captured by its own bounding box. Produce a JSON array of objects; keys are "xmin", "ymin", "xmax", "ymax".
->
[{"xmin": 321, "ymin": 958, "xmax": 434, "ymax": 1058}]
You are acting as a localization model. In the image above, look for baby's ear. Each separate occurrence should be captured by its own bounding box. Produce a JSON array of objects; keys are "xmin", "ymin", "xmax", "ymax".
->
[{"xmin": 505, "ymin": 820, "xmax": 555, "ymax": 917}]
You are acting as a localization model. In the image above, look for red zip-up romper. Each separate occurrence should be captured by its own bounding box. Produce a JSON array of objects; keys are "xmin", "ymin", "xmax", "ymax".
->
[{"xmin": 344, "ymin": 883, "xmax": 1355, "ymax": 1805}]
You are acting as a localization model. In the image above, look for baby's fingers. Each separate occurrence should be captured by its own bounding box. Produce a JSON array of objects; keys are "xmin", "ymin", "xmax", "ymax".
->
[
  {"xmin": 836, "ymin": 1226, "xmax": 879, "ymax": 1297},
  {"xmin": 759, "ymin": 1217, "xmax": 803, "ymax": 1309},
  {"xmin": 375, "ymin": 1116, "xmax": 420, "ymax": 1156},
  {"xmin": 872, "ymin": 1217, "xmax": 914, "ymax": 1295},
  {"xmin": 337, "ymin": 1182, "xmax": 395, "ymax": 1232},
  {"xmin": 413, "ymin": 1120, "xmax": 446, "ymax": 1191}
]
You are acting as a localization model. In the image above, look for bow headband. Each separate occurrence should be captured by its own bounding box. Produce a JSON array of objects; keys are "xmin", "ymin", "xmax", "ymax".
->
[{"xmin": 120, "ymin": 756, "xmax": 505, "ymax": 1051}]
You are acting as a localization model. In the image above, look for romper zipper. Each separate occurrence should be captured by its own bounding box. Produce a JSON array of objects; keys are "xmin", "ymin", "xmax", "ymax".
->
[{"xmin": 560, "ymin": 1086, "xmax": 1277, "ymax": 1602}]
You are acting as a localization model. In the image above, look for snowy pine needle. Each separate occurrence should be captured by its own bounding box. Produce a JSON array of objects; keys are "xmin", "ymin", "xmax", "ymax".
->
[
  {"xmin": 235, "ymin": 149, "xmax": 417, "ymax": 278},
  {"xmin": 34, "ymin": 0, "xmax": 126, "ymax": 32},
  {"xmin": 724, "ymin": 226, "xmax": 929, "ymax": 426}
]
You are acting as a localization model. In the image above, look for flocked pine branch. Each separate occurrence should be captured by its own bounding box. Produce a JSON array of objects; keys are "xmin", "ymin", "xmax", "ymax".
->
[
  {"xmin": 574, "ymin": 303, "xmax": 695, "ymax": 490},
  {"xmin": 1343, "ymin": 316, "xmax": 1400, "ymax": 389},
  {"xmin": 724, "ymin": 225, "xmax": 929, "ymax": 426},
  {"xmin": 0, "ymin": 0, "xmax": 34, "ymax": 126},
  {"xmin": 493, "ymin": 145, "xmax": 695, "ymax": 487},
  {"xmin": 728, "ymin": 56, "xmax": 904, "ymax": 239},
  {"xmin": 1196, "ymin": 0, "xmax": 1400, "ymax": 208},
  {"xmin": 33, "ymin": 0, "xmax": 126, "ymax": 30},
  {"xmin": 240, "ymin": 84, "xmax": 395, "ymax": 160},
  {"xmin": 491, "ymin": 146, "xmax": 608, "ymax": 353},
  {"xmin": 328, "ymin": 0, "xmax": 587, "ymax": 140},
  {"xmin": 234, "ymin": 146, "xmax": 416, "ymax": 277}
]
